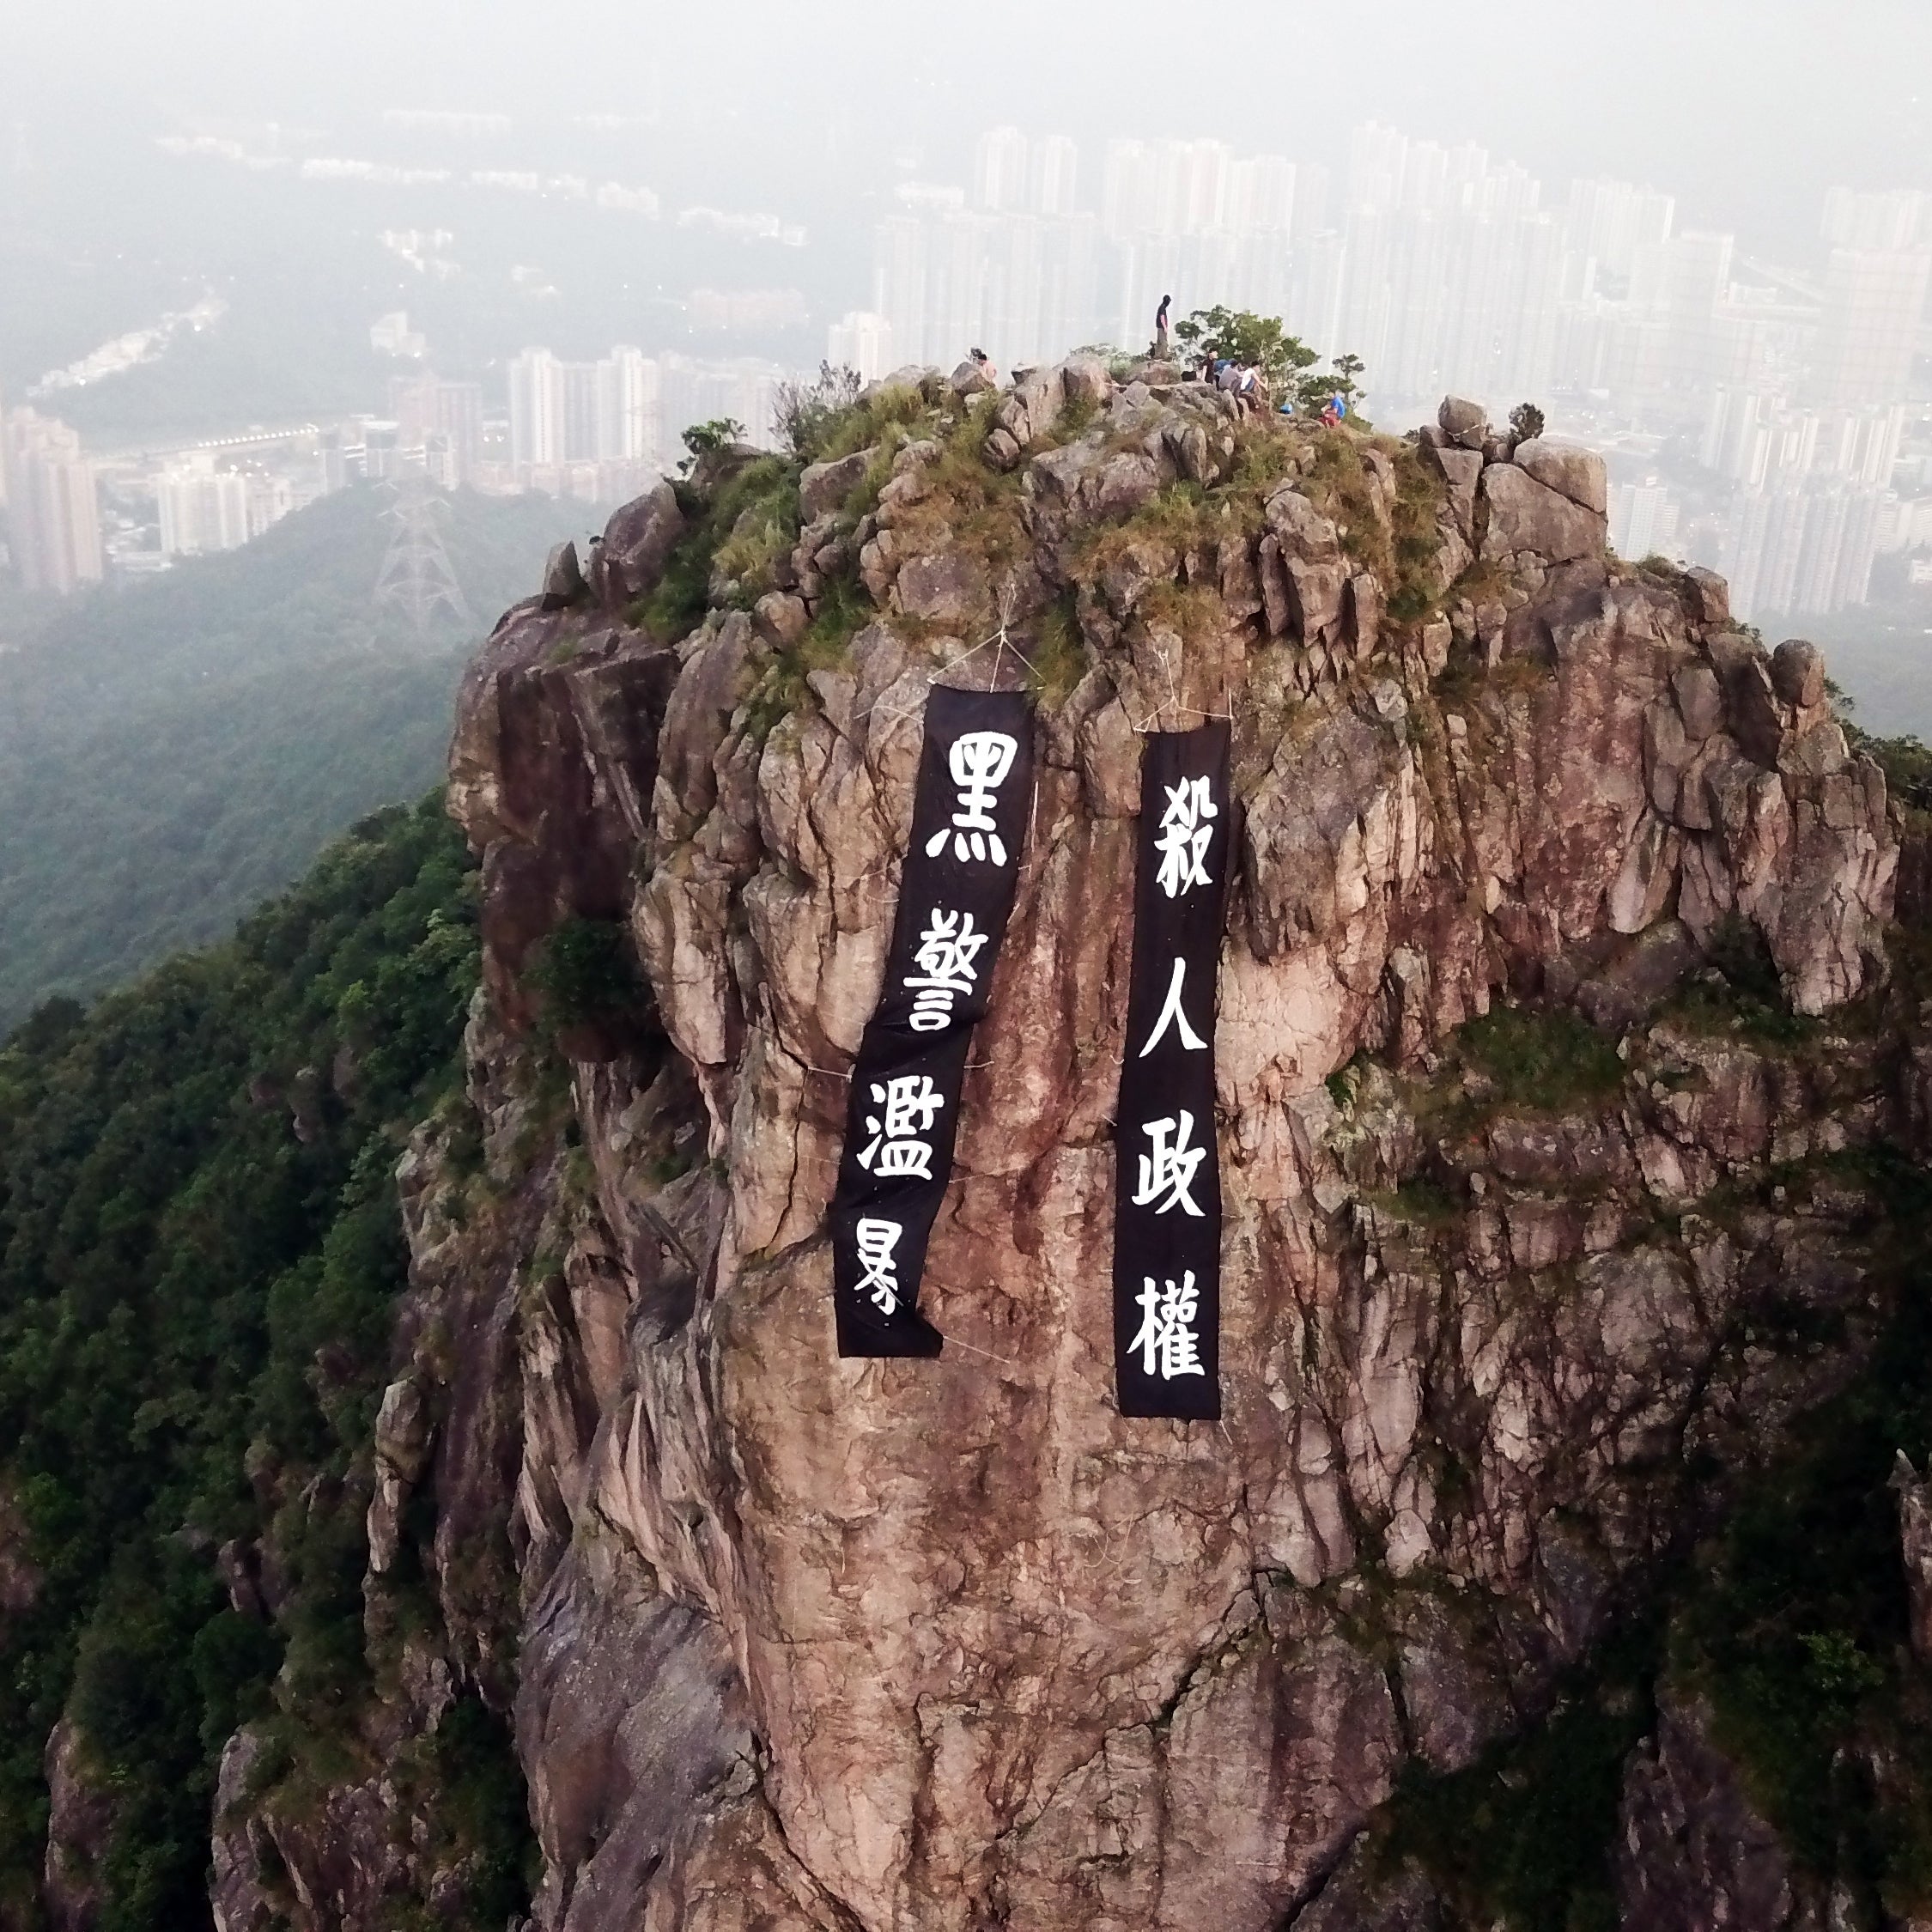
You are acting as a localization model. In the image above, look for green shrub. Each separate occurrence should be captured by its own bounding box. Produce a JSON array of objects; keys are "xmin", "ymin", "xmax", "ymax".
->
[
  {"xmin": 1457, "ymin": 1004, "xmax": 1625, "ymax": 1112},
  {"xmin": 526, "ymin": 917, "xmax": 642, "ymax": 1030}
]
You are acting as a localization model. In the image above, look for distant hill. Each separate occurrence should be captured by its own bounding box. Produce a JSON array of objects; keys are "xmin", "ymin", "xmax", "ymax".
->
[{"xmin": 0, "ymin": 484, "xmax": 606, "ymax": 1031}]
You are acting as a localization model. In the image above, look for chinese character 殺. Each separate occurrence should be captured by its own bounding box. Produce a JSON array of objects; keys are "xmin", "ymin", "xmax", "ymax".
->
[
  {"xmin": 1129, "ymin": 1270, "xmax": 1206, "ymax": 1380},
  {"xmin": 903, "ymin": 908, "xmax": 988, "ymax": 1033},
  {"xmin": 1131, "ymin": 1110, "xmax": 1206, "ymax": 1217},
  {"xmin": 854, "ymin": 1217, "xmax": 903, "ymax": 1314},
  {"xmin": 859, "ymin": 1072, "xmax": 944, "ymax": 1179},
  {"xmin": 1153, "ymin": 775, "xmax": 1218, "ymax": 898},
  {"xmin": 926, "ymin": 730, "xmax": 1018, "ymax": 866}
]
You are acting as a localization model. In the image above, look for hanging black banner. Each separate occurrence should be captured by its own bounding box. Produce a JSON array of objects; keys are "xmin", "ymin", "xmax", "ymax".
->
[
  {"xmin": 831, "ymin": 684, "xmax": 1035, "ymax": 1357},
  {"xmin": 1114, "ymin": 720, "xmax": 1231, "ymax": 1419}
]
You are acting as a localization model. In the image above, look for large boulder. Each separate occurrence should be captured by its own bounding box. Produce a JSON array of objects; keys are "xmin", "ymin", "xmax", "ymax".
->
[
  {"xmin": 1510, "ymin": 436, "xmax": 1608, "ymax": 515},
  {"xmin": 1437, "ymin": 394, "xmax": 1488, "ymax": 450},
  {"xmin": 599, "ymin": 482, "xmax": 686, "ymax": 606},
  {"xmin": 1479, "ymin": 460, "xmax": 1607, "ymax": 564},
  {"xmin": 799, "ymin": 448, "xmax": 872, "ymax": 522}
]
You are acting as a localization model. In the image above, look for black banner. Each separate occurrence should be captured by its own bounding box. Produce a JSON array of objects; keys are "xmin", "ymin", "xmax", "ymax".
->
[
  {"xmin": 831, "ymin": 685, "xmax": 1035, "ymax": 1356},
  {"xmin": 1114, "ymin": 721, "xmax": 1231, "ymax": 1419}
]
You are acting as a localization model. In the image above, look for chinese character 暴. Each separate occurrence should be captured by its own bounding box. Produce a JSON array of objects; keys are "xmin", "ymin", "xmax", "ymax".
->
[
  {"xmin": 1138, "ymin": 957, "xmax": 1208, "ymax": 1058},
  {"xmin": 925, "ymin": 730, "xmax": 1018, "ymax": 866},
  {"xmin": 854, "ymin": 1216, "xmax": 903, "ymax": 1315},
  {"xmin": 1131, "ymin": 1110, "xmax": 1206, "ymax": 1217},
  {"xmin": 1153, "ymin": 775, "xmax": 1218, "ymax": 898},
  {"xmin": 903, "ymin": 908, "xmax": 988, "ymax": 1033},
  {"xmin": 1129, "ymin": 1270, "xmax": 1206, "ymax": 1380},
  {"xmin": 858, "ymin": 1072, "xmax": 945, "ymax": 1179}
]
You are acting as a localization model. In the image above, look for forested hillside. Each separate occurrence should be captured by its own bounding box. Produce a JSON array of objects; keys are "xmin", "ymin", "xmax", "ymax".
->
[
  {"xmin": 0, "ymin": 793, "xmax": 527, "ymax": 1929},
  {"xmin": 0, "ymin": 484, "xmax": 602, "ymax": 1031}
]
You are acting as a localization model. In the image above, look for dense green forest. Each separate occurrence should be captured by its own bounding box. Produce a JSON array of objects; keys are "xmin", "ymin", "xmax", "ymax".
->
[
  {"xmin": 0, "ymin": 484, "xmax": 604, "ymax": 1033},
  {"xmin": 0, "ymin": 791, "xmax": 526, "ymax": 1929}
]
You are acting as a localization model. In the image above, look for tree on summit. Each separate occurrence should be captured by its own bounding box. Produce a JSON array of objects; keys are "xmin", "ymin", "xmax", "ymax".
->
[
  {"xmin": 1509, "ymin": 401, "xmax": 1546, "ymax": 446},
  {"xmin": 1172, "ymin": 306, "xmax": 1319, "ymax": 391}
]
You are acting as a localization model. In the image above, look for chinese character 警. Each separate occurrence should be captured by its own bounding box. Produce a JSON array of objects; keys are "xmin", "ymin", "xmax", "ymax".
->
[
  {"xmin": 1153, "ymin": 774, "xmax": 1218, "ymax": 898},
  {"xmin": 926, "ymin": 730, "xmax": 1018, "ymax": 866},
  {"xmin": 1129, "ymin": 1270, "xmax": 1206, "ymax": 1379},
  {"xmin": 1131, "ymin": 1110, "xmax": 1207, "ymax": 1217},
  {"xmin": 859, "ymin": 1072, "xmax": 945, "ymax": 1179},
  {"xmin": 854, "ymin": 1217, "xmax": 903, "ymax": 1314},
  {"xmin": 903, "ymin": 908, "xmax": 988, "ymax": 1032}
]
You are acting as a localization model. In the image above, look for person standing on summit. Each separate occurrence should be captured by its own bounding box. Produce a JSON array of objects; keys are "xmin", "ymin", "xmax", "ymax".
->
[{"xmin": 1153, "ymin": 294, "xmax": 1171, "ymax": 361}]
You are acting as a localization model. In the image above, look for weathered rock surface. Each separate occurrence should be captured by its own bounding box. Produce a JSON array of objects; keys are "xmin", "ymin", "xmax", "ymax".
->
[
  {"xmin": 1614, "ymin": 1692, "xmax": 1803, "ymax": 1931},
  {"xmin": 202, "ymin": 364, "xmax": 1911, "ymax": 1932}
]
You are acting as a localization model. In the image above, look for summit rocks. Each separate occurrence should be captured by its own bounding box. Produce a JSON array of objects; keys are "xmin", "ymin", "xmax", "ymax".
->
[{"xmin": 207, "ymin": 360, "xmax": 1917, "ymax": 1932}]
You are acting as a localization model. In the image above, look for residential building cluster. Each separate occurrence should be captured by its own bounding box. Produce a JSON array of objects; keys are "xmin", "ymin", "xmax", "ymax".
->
[
  {"xmin": 501, "ymin": 344, "xmax": 790, "ymax": 494},
  {"xmin": 859, "ymin": 125, "xmax": 1932, "ymax": 623},
  {"xmin": 1, "ymin": 306, "xmax": 819, "ymax": 595},
  {"xmin": 1, "ymin": 401, "xmax": 104, "ymax": 593}
]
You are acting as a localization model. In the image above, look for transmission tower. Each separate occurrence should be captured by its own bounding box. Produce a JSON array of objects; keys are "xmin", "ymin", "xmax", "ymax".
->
[{"xmin": 373, "ymin": 471, "xmax": 474, "ymax": 643}]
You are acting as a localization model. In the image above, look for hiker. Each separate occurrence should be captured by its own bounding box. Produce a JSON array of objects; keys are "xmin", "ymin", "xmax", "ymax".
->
[
  {"xmin": 1153, "ymin": 294, "xmax": 1172, "ymax": 361},
  {"xmin": 969, "ymin": 345, "xmax": 998, "ymax": 386}
]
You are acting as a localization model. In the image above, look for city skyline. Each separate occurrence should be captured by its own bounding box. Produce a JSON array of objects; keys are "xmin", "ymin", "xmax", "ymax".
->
[{"xmin": 4, "ymin": 112, "xmax": 1927, "ymax": 633}]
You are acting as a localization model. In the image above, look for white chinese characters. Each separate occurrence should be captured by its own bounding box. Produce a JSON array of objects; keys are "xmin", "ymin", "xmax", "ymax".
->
[
  {"xmin": 854, "ymin": 1217, "xmax": 903, "ymax": 1315},
  {"xmin": 1130, "ymin": 1270, "xmax": 1206, "ymax": 1379},
  {"xmin": 858, "ymin": 1072, "xmax": 945, "ymax": 1179},
  {"xmin": 903, "ymin": 908, "xmax": 988, "ymax": 1032},
  {"xmin": 926, "ymin": 730, "xmax": 1019, "ymax": 866},
  {"xmin": 1138, "ymin": 957, "xmax": 1207, "ymax": 1057},
  {"xmin": 1153, "ymin": 774, "xmax": 1218, "ymax": 898},
  {"xmin": 1132, "ymin": 1110, "xmax": 1207, "ymax": 1217}
]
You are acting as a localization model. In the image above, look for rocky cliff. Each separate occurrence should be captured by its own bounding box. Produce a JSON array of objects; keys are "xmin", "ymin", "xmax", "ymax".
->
[{"xmin": 197, "ymin": 361, "xmax": 1932, "ymax": 1931}]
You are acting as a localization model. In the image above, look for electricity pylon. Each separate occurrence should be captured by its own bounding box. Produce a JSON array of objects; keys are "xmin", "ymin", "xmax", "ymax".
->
[{"xmin": 373, "ymin": 471, "xmax": 474, "ymax": 641}]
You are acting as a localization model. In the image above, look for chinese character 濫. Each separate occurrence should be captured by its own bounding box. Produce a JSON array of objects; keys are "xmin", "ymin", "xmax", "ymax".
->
[{"xmin": 859, "ymin": 1072, "xmax": 945, "ymax": 1180}]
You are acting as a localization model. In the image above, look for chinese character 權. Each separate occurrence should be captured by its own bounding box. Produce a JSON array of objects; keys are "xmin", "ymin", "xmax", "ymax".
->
[
  {"xmin": 1153, "ymin": 774, "xmax": 1218, "ymax": 898},
  {"xmin": 1129, "ymin": 1270, "xmax": 1206, "ymax": 1380},
  {"xmin": 903, "ymin": 908, "xmax": 988, "ymax": 1032},
  {"xmin": 1138, "ymin": 957, "xmax": 1208, "ymax": 1058},
  {"xmin": 925, "ymin": 730, "xmax": 1018, "ymax": 866},
  {"xmin": 858, "ymin": 1072, "xmax": 944, "ymax": 1180},
  {"xmin": 854, "ymin": 1217, "xmax": 903, "ymax": 1315},
  {"xmin": 1131, "ymin": 1110, "xmax": 1206, "ymax": 1217}
]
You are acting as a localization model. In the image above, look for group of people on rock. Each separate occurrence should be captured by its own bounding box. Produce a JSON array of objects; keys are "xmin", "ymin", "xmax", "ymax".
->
[{"xmin": 1153, "ymin": 295, "xmax": 1267, "ymax": 416}]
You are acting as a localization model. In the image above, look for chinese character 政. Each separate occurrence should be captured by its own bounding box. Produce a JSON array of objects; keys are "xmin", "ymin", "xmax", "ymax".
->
[
  {"xmin": 859, "ymin": 1072, "xmax": 944, "ymax": 1180},
  {"xmin": 1131, "ymin": 1110, "xmax": 1207, "ymax": 1217},
  {"xmin": 854, "ymin": 1216, "xmax": 903, "ymax": 1315},
  {"xmin": 1138, "ymin": 957, "xmax": 1208, "ymax": 1058},
  {"xmin": 1129, "ymin": 1270, "xmax": 1206, "ymax": 1379},
  {"xmin": 903, "ymin": 907, "xmax": 988, "ymax": 1032},
  {"xmin": 925, "ymin": 730, "xmax": 1018, "ymax": 866},
  {"xmin": 1153, "ymin": 774, "xmax": 1218, "ymax": 898}
]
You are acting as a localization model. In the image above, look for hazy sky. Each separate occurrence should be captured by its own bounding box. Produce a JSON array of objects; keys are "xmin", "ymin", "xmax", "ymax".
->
[{"xmin": 6, "ymin": 0, "xmax": 1929, "ymax": 252}]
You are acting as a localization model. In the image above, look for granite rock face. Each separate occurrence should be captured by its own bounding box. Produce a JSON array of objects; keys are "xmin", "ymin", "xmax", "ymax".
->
[{"xmin": 203, "ymin": 369, "xmax": 1911, "ymax": 1931}]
